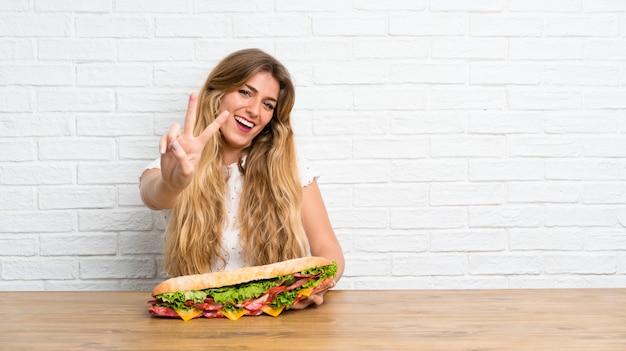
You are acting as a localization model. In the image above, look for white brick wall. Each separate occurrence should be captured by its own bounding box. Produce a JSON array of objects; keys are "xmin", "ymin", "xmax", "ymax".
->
[{"xmin": 1, "ymin": 1, "xmax": 626, "ymax": 291}]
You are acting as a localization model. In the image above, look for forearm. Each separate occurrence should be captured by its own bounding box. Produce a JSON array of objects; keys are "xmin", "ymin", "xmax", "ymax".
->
[{"xmin": 139, "ymin": 169, "xmax": 182, "ymax": 210}]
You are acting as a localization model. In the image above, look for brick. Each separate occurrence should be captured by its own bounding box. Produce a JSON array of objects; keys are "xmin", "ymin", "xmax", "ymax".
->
[
  {"xmin": 393, "ymin": 254, "xmax": 466, "ymax": 276},
  {"xmin": 585, "ymin": 137, "xmax": 626, "ymax": 157},
  {"xmin": 353, "ymin": 232, "xmax": 429, "ymax": 253},
  {"xmin": 79, "ymin": 258, "xmax": 156, "ymax": 279},
  {"xmin": 508, "ymin": 136, "xmax": 582, "ymax": 157},
  {"xmin": 0, "ymin": 64, "xmax": 73, "ymax": 86},
  {"xmin": 0, "ymin": 187, "xmax": 36, "ymax": 210},
  {"xmin": 546, "ymin": 159, "xmax": 618, "ymax": 180},
  {"xmin": 0, "ymin": 114, "xmax": 74, "ymax": 137},
  {"xmin": 78, "ymin": 161, "xmax": 157, "ymax": 185},
  {"xmin": 354, "ymin": 87, "xmax": 427, "ymax": 110},
  {"xmin": 78, "ymin": 209, "xmax": 153, "ymax": 231},
  {"xmin": 544, "ymin": 254, "xmax": 615, "ymax": 274},
  {"xmin": 353, "ymin": 184, "xmax": 428, "ymax": 207},
  {"xmin": 391, "ymin": 208, "xmax": 467, "ymax": 229},
  {"xmin": 196, "ymin": 0, "xmax": 273, "ymax": 13},
  {"xmin": 469, "ymin": 206, "xmax": 542, "ymax": 228},
  {"xmin": 156, "ymin": 16, "xmax": 230, "ymax": 38},
  {"xmin": 342, "ymin": 255, "xmax": 391, "ymax": 277},
  {"xmin": 39, "ymin": 186, "xmax": 116, "ymax": 210},
  {"xmin": 0, "ymin": 163, "xmax": 74, "ymax": 185},
  {"xmin": 391, "ymin": 160, "xmax": 467, "ymax": 182},
  {"xmin": 36, "ymin": 0, "xmax": 110, "ymax": 12},
  {"xmin": 118, "ymin": 185, "xmax": 145, "ymax": 207},
  {"xmin": 0, "ymin": 141, "xmax": 35, "ymax": 162},
  {"xmin": 40, "ymin": 234, "xmax": 117, "ymax": 256},
  {"xmin": 430, "ymin": 183, "xmax": 505, "ymax": 206},
  {"xmin": 585, "ymin": 90, "xmax": 626, "ymax": 109},
  {"xmin": 544, "ymin": 65, "xmax": 620, "ymax": 86},
  {"xmin": 0, "ymin": 211, "xmax": 74, "ymax": 233},
  {"xmin": 234, "ymin": 15, "xmax": 309, "ymax": 38},
  {"xmin": 469, "ymin": 254, "xmax": 542, "ymax": 275},
  {"xmin": 299, "ymin": 139, "xmax": 351, "ymax": 160},
  {"xmin": 311, "ymin": 112, "xmax": 387, "ymax": 136},
  {"xmin": 432, "ymin": 38, "xmax": 507, "ymax": 60},
  {"xmin": 0, "ymin": 14, "xmax": 70, "ymax": 37},
  {"xmin": 277, "ymin": 39, "xmax": 352, "ymax": 61},
  {"xmin": 0, "ymin": 39, "xmax": 34, "ymax": 60},
  {"xmin": 313, "ymin": 160, "xmax": 389, "ymax": 184},
  {"xmin": 468, "ymin": 112, "xmax": 543, "ymax": 134},
  {"xmin": 37, "ymin": 88, "xmax": 115, "ymax": 112},
  {"xmin": 314, "ymin": 62, "xmax": 387, "ymax": 85},
  {"xmin": 389, "ymin": 14, "xmax": 467, "ymax": 36},
  {"xmin": 430, "ymin": 136, "xmax": 506, "ymax": 158},
  {"xmin": 509, "ymin": 228, "xmax": 585, "ymax": 251},
  {"xmin": 429, "ymin": 88, "xmax": 505, "ymax": 110},
  {"xmin": 114, "ymin": 0, "xmax": 191, "ymax": 13},
  {"xmin": 391, "ymin": 112, "xmax": 466, "ymax": 134},
  {"xmin": 435, "ymin": 276, "xmax": 509, "ymax": 289},
  {"xmin": 77, "ymin": 64, "xmax": 151, "ymax": 86},
  {"xmin": 0, "ymin": 237, "xmax": 37, "ymax": 256},
  {"xmin": 119, "ymin": 232, "xmax": 164, "ymax": 254},
  {"xmin": 582, "ymin": 183, "xmax": 626, "ymax": 205},
  {"xmin": 328, "ymin": 209, "xmax": 388, "ymax": 229},
  {"xmin": 545, "ymin": 112, "xmax": 621, "ymax": 134},
  {"xmin": 509, "ymin": 0, "xmax": 582, "ymax": 12},
  {"xmin": 584, "ymin": 230, "xmax": 626, "ymax": 251},
  {"xmin": 470, "ymin": 160, "xmax": 544, "ymax": 181},
  {"xmin": 119, "ymin": 138, "xmax": 160, "ymax": 160},
  {"xmin": 153, "ymin": 65, "xmax": 209, "ymax": 87},
  {"xmin": 508, "ymin": 89, "xmax": 583, "ymax": 110},
  {"xmin": 355, "ymin": 277, "xmax": 433, "ymax": 290},
  {"xmin": 3, "ymin": 259, "xmax": 78, "ymax": 280},
  {"xmin": 75, "ymin": 15, "xmax": 151, "ymax": 38},
  {"xmin": 544, "ymin": 207, "xmax": 617, "ymax": 227},
  {"xmin": 430, "ymin": 0, "xmax": 503, "ymax": 11},
  {"xmin": 431, "ymin": 230, "xmax": 507, "ymax": 252},
  {"xmin": 470, "ymin": 15, "xmax": 543, "ymax": 36},
  {"xmin": 510, "ymin": 39, "xmax": 584, "ymax": 60},
  {"xmin": 38, "ymin": 138, "xmax": 116, "ymax": 161},
  {"xmin": 508, "ymin": 182, "xmax": 579, "ymax": 203},
  {"xmin": 312, "ymin": 15, "xmax": 388, "ymax": 36},
  {"xmin": 353, "ymin": 138, "xmax": 428, "ymax": 159},
  {"xmin": 469, "ymin": 63, "xmax": 542, "ymax": 85},
  {"xmin": 354, "ymin": 38, "xmax": 429, "ymax": 59},
  {"xmin": 77, "ymin": 114, "xmax": 153, "ymax": 137},
  {"xmin": 391, "ymin": 63, "xmax": 466, "ymax": 84},
  {"xmin": 546, "ymin": 16, "xmax": 619, "ymax": 36},
  {"xmin": 117, "ymin": 39, "xmax": 194, "ymax": 61},
  {"xmin": 39, "ymin": 39, "xmax": 115, "ymax": 61},
  {"xmin": 0, "ymin": 88, "xmax": 31, "ymax": 112}
]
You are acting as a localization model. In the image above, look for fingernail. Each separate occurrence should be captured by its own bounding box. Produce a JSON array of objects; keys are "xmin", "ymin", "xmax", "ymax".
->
[
  {"xmin": 160, "ymin": 145, "xmax": 166, "ymax": 154},
  {"xmin": 169, "ymin": 141, "xmax": 180, "ymax": 152}
]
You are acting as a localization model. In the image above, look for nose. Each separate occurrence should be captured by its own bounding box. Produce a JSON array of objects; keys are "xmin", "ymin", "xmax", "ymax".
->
[{"xmin": 246, "ymin": 99, "xmax": 261, "ymax": 118}]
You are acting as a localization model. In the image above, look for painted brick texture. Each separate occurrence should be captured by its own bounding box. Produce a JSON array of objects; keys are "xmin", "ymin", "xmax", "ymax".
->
[{"xmin": 1, "ymin": 1, "xmax": 626, "ymax": 291}]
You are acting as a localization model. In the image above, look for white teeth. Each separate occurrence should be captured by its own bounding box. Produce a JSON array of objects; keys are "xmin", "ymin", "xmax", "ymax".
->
[{"xmin": 235, "ymin": 116, "xmax": 254, "ymax": 128}]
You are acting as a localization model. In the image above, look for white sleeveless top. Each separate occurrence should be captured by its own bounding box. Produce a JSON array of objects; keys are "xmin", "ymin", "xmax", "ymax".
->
[{"xmin": 143, "ymin": 157, "xmax": 317, "ymax": 272}]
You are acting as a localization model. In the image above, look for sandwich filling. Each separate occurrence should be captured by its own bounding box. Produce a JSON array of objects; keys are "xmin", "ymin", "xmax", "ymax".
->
[{"xmin": 148, "ymin": 262, "xmax": 338, "ymax": 320}]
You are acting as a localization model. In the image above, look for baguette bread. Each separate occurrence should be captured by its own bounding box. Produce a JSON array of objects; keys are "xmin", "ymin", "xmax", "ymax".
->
[{"xmin": 152, "ymin": 256, "xmax": 333, "ymax": 296}]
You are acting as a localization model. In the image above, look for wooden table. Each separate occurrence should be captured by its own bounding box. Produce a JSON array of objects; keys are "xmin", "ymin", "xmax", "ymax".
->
[{"xmin": 1, "ymin": 289, "xmax": 624, "ymax": 350}]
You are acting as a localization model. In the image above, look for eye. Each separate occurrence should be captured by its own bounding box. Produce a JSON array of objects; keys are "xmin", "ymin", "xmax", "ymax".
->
[
  {"xmin": 239, "ymin": 89, "xmax": 251, "ymax": 97},
  {"xmin": 263, "ymin": 102, "xmax": 275, "ymax": 110}
]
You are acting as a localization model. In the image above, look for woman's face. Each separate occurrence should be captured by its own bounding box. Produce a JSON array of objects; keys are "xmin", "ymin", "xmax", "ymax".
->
[{"xmin": 218, "ymin": 71, "xmax": 280, "ymax": 163}]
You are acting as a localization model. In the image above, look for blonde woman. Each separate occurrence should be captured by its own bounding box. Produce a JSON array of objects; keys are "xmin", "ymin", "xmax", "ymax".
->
[{"xmin": 139, "ymin": 49, "xmax": 344, "ymax": 309}]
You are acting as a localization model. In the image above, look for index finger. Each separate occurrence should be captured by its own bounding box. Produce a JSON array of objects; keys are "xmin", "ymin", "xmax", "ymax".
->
[
  {"xmin": 197, "ymin": 110, "xmax": 229, "ymax": 145},
  {"xmin": 183, "ymin": 93, "xmax": 198, "ymax": 136}
]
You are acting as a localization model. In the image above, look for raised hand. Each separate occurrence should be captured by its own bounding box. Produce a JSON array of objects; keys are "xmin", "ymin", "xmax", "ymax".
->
[{"xmin": 159, "ymin": 93, "xmax": 229, "ymax": 192}]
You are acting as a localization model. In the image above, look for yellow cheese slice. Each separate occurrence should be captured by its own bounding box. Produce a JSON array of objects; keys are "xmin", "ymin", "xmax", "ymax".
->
[
  {"xmin": 261, "ymin": 304, "xmax": 286, "ymax": 317},
  {"xmin": 298, "ymin": 288, "xmax": 313, "ymax": 298},
  {"xmin": 176, "ymin": 308, "xmax": 203, "ymax": 322},
  {"xmin": 220, "ymin": 308, "xmax": 247, "ymax": 321}
]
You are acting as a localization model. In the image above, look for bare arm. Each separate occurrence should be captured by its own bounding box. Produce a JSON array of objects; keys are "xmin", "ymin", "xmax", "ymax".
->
[
  {"xmin": 291, "ymin": 179, "xmax": 344, "ymax": 310},
  {"xmin": 139, "ymin": 93, "xmax": 227, "ymax": 210}
]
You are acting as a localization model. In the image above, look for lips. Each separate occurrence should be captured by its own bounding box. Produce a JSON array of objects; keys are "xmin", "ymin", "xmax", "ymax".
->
[{"xmin": 234, "ymin": 115, "xmax": 255, "ymax": 131}]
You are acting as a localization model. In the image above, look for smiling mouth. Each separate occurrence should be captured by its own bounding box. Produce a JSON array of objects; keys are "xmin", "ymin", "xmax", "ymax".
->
[{"xmin": 234, "ymin": 116, "xmax": 255, "ymax": 129}]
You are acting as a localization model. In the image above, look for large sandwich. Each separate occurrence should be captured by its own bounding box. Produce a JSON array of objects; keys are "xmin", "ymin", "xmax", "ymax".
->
[{"xmin": 148, "ymin": 256, "xmax": 338, "ymax": 321}]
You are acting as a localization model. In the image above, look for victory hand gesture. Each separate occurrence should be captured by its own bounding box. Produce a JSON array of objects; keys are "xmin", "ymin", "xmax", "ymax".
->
[{"xmin": 159, "ymin": 93, "xmax": 228, "ymax": 192}]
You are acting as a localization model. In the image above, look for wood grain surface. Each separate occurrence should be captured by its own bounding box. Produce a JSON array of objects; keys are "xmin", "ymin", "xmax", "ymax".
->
[{"xmin": 0, "ymin": 289, "xmax": 624, "ymax": 350}]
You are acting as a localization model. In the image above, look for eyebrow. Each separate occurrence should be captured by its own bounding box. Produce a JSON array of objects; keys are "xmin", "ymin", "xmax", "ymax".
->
[{"xmin": 245, "ymin": 84, "xmax": 278, "ymax": 102}]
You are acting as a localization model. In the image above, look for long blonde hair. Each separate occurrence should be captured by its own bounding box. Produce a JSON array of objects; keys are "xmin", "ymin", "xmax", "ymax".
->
[{"xmin": 164, "ymin": 48, "xmax": 309, "ymax": 277}]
